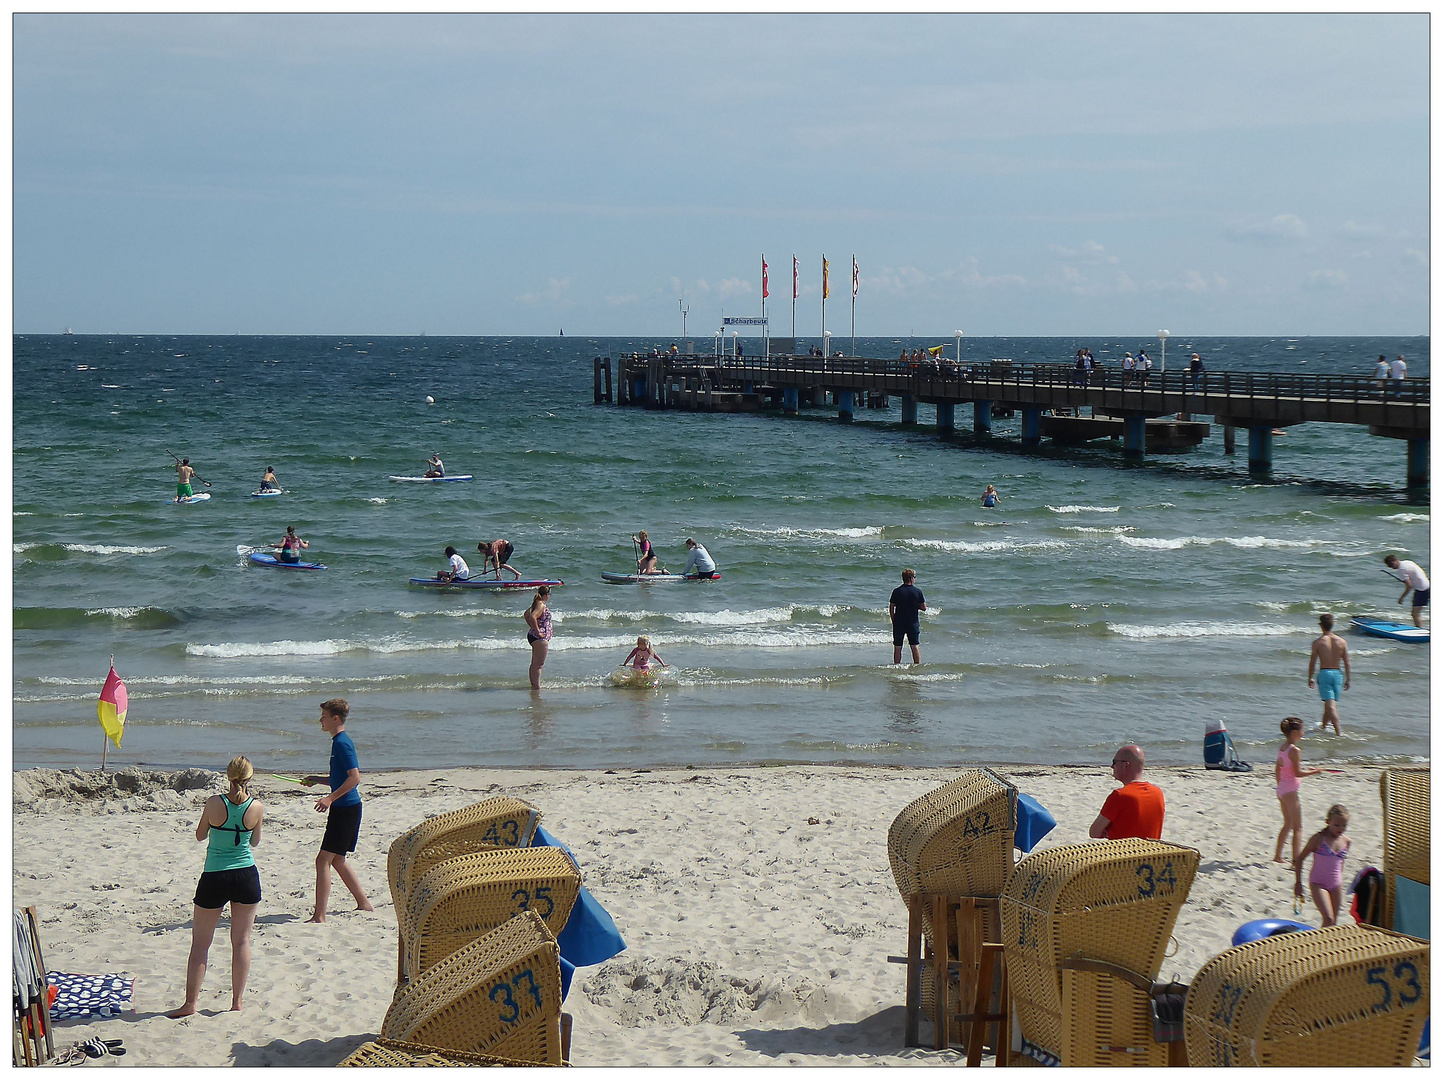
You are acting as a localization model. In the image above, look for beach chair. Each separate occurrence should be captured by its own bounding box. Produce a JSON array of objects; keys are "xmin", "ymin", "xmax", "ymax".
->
[
  {"xmin": 382, "ymin": 911, "xmax": 568, "ymax": 1064},
  {"xmin": 401, "ymin": 847, "xmax": 581, "ymax": 983},
  {"xmin": 387, "ymin": 797, "xmax": 543, "ymax": 912},
  {"xmin": 1001, "ymin": 839, "xmax": 1199, "ymax": 1066},
  {"xmin": 1184, "ymin": 924, "xmax": 1429, "ymax": 1066},
  {"xmin": 1379, "ymin": 767, "xmax": 1429, "ymax": 934},
  {"xmin": 12, "ymin": 907, "xmax": 54, "ymax": 1067},
  {"xmin": 887, "ymin": 769, "xmax": 1018, "ymax": 1059},
  {"xmin": 337, "ymin": 1037, "xmax": 565, "ymax": 1067}
]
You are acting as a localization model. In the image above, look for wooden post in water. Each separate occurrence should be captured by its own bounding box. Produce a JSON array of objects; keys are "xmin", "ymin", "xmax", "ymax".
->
[
  {"xmin": 603, "ymin": 358, "xmax": 613, "ymax": 403},
  {"xmin": 1223, "ymin": 424, "xmax": 1235, "ymax": 454},
  {"xmin": 593, "ymin": 357, "xmax": 603, "ymax": 404}
]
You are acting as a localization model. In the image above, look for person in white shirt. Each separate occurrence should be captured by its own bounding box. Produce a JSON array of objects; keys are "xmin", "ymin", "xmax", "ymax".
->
[
  {"xmin": 1373, "ymin": 355, "xmax": 1390, "ymax": 389},
  {"xmin": 1384, "ymin": 555, "xmax": 1429, "ymax": 628},
  {"xmin": 1139, "ymin": 351, "xmax": 1153, "ymax": 387},
  {"xmin": 1121, "ymin": 352, "xmax": 1136, "ymax": 386},
  {"xmin": 681, "ymin": 538, "xmax": 717, "ymax": 578},
  {"xmin": 1389, "ymin": 355, "xmax": 1407, "ymax": 382},
  {"xmin": 439, "ymin": 546, "xmax": 470, "ymax": 583}
]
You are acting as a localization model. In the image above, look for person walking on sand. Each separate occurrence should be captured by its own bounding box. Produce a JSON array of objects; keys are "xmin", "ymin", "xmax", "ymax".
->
[
  {"xmin": 1384, "ymin": 553, "xmax": 1430, "ymax": 628},
  {"xmin": 167, "ymin": 756, "xmax": 264, "ymax": 1018},
  {"xmin": 301, "ymin": 699, "xmax": 374, "ymax": 922},
  {"xmin": 1273, "ymin": 717, "xmax": 1321, "ymax": 864},
  {"xmin": 889, "ymin": 568, "xmax": 927, "ymax": 665},
  {"xmin": 1294, "ymin": 804, "xmax": 1351, "ymax": 927},
  {"xmin": 1307, "ymin": 613, "xmax": 1351, "ymax": 734},
  {"xmin": 1089, "ymin": 744, "xmax": 1165, "ymax": 840},
  {"xmin": 524, "ymin": 586, "xmax": 553, "ymax": 691}
]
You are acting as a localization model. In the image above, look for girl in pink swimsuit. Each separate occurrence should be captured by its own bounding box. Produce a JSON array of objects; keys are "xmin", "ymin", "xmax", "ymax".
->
[
  {"xmin": 1294, "ymin": 804, "xmax": 1351, "ymax": 927},
  {"xmin": 1273, "ymin": 717, "xmax": 1321, "ymax": 864}
]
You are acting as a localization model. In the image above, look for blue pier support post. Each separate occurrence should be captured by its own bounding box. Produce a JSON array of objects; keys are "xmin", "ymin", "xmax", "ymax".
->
[
  {"xmin": 1123, "ymin": 414, "xmax": 1146, "ymax": 458},
  {"xmin": 901, "ymin": 395, "xmax": 917, "ymax": 425},
  {"xmin": 783, "ymin": 386, "xmax": 799, "ymax": 414},
  {"xmin": 1021, "ymin": 408, "xmax": 1042, "ymax": 447},
  {"xmin": 1248, "ymin": 427, "xmax": 1273, "ymax": 474},
  {"xmin": 973, "ymin": 400, "xmax": 992, "ymax": 436},
  {"xmin": 743, "ymin": 381, "xmax": 754, "ymax": 394},
  {"xmin": 1407, "ymin": 437, "xmax": 1429, "ymax": 488},
  {"xmin": 837, "ymin": 389, "xmax": 854, "ymax": 422},
  {"xmin": 936, "ymin": 401, "xmax": 955, "ymax": 434}
]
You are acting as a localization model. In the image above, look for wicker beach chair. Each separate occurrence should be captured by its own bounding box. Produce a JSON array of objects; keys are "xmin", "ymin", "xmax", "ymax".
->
[
  {"xmin": 337, "ymin": 1037, "xmax": 563, "ymax": 1067},
  {"xmin": 1379, "ymin": 767, "xmax": 1429, "ymax": 932},
  {"xmin": 1000, "ymin": 838, "xmax": 1199, "ymax": 1066},
  {"xmin": 388, "ymin": 797, "xmax": 543, "ymax": 913},
  {"xmin": 1185, "ymin": 924, "xmax": 1429, "ymax": 1066},
  {"xmin": 887, "ymin": 769, "xmax": 1018, "ymax": 1056},
  {"xmin": 401, "ymin": 847, "xmax": 582, "ymax": 982},
  {"xmin": 382, "ymin": 911, "xmax": 567, "ymax": 1064}
]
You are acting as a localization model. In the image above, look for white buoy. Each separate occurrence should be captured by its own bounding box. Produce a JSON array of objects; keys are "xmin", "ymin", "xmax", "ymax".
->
[{"xmin": 425, "ymin": 395, "xmax": 435, "ymax": 404}]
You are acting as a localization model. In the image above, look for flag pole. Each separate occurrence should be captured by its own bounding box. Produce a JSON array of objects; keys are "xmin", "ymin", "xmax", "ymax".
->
[
  {"xmin": 761, "ymin": 253, "xmax": 768, "ymax": 361},
  {"xmin": 850, "ymin": 254, "xmax": 857, "ymax": 358},
  {"xmin": 101, "ymin": 654, "xmax": 112, "ymax": 771},
  {"xmin": 791, "ymin": 254, "xmax": 797, "ymax": 343},
  {"xmin": 821, "ymin": 254, "xmax": 827, "ymax": 356}
]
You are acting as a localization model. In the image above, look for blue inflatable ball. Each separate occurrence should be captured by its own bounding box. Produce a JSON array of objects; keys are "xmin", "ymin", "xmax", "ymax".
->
[{"xmin": 1232, "ymin": 918, "xmax": 1314, "ymax": 947}]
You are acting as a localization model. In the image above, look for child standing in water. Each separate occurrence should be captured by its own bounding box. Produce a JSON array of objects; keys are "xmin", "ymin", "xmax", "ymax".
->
[
  {"xmin": 1294, "ymin": 804, "xmax": 1351, "ymax": 927},
  {"xmin": 1273, "ymin": 717, "xmax": 1321, "ymax": 864},
  {"xmin": 621, "ymin": 636, "xmax": 667, "ymax": 674}
]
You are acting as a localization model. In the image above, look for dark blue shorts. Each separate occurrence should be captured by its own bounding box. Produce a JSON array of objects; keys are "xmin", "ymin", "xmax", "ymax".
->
[
  {"xmin": 1413, "ymin": 587, "xmax": 1430, "ymax": 608},
  {"xmin": 893, "ymin": 621, "xmax": 920, "ymax": 647},
  {"xmin": 320, "ymin": 802, "xmax": 362, "ymax": 855}
]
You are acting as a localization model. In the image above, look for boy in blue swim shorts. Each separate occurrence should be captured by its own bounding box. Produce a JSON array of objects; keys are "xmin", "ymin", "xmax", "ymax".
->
[{"xmin": 1307, "ymin": 614, "xmax": 1351, "ymax": 735}]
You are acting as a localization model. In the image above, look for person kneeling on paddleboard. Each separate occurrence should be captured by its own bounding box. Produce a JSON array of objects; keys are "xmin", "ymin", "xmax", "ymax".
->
[
  {"xmin": 438, "ymin": 545, "xmax": 469, "ymax": 582},
  {"xmin": 424, "ymin": 453, "xmax": 445, "ymax": 479},
  {"xmin": 259, "ymin": 466, "xmax": 279, "ymax": 492},
  {"xmin": 682, "ymin": 538, "xmax": 716, "ymax": 579},
  {"xmin": 634, "ymin": 531, "xmax": 664, "ymax": 574},
  {"xmin": 274, "ymin": 526, "xmax": 309, "ymax": 564},
  {"xmin": 478, "ymin": 538, "xmax": 521, "ymax": 580}
]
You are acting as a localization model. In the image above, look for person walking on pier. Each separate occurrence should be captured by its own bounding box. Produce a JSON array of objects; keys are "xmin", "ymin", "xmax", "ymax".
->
[
  {"xmin": 1307, "ymin": 613, "xmax": 1351, "ymax": 735},
  {"xmin": 1373, "ymin": 355, "xmax": 1390, "ymax": 392},
  {"xmin": 1384, "ymin": 554, "xmax": 1429, "ymax": 628},
  {"xmin": 1121, "ymin": 352, "xmax": 1135, "ymax": 386},
  {"xmin": 1139, "ymin": 350, "xmax": 1153, "ymax": 387},
  {"xmin": 1188, "ymin": 353, "xmax": 1205, "ymax": 391},
  {"xmin": 888, "ymin": 568, "xmax": 927, "ymax": 665},
  {"xmin": 1389, "ymin": 355, "xmax": 1408, "ymax": 394}
]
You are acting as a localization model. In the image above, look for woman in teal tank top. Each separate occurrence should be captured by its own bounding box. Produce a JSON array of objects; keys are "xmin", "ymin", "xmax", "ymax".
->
[{"xmin": 166, "ymin": 756, "xmax": 265, "ymax": 1019}]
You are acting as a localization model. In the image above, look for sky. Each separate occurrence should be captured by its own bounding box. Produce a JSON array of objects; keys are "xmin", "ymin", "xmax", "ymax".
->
[{"xmin": 12, "ymin": 13, "xmax": 1431, "ymax": 337}]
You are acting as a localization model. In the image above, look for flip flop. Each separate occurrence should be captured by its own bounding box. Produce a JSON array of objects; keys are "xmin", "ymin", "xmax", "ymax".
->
[
  {"xmin": 80, "ymin": 1037, "xmax": 126, "ymax": 1057},
  {"xmin": 51, "ymin": 1044, "xmax": 89, "ymax": 1066}
]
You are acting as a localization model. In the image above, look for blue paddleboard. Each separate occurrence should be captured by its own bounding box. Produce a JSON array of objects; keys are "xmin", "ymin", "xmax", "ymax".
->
[
  {"xmin": 1351, "ymin": 616, "xmax": 1429, "ymax": 643},
  {"xmin": 249, "ymin": 552, "xmax": 327, "ymax": 571}
]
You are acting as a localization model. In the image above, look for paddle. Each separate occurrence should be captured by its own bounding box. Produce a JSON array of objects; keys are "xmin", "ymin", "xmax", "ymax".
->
[
  {"xmin": 632, "ymin": 534, "xmax": 641, "ymax": 572},
  {"xmin": 167, "ymin": 449, "xmax": 212, "ymax": 488},
  {"xmin": 271, "ymin": 774, "xmax": 306, "ymax": 785},
  {"xmin": 236, "ymin": 543, "xmax": 267, "ymax": 557}
]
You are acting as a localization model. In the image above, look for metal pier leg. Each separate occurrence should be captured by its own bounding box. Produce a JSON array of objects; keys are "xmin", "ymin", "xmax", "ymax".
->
[
  {"xmin": 1021, "ymin": 408, "xmax": 1041, "ymax": 447},
  {"xmin": 936, "ymin": 401, "xmax": 955, "ymax": 434},
  {"xmin": 1407, "ymin": 437, "xmax": 1429, "ymax": 488},
  {"xmin": 838, "ymin": 389, "xmax": 854, "ymax": 422},
  {"xmin": 1248, "ymin": 426, "xmax": 1274, "ymax": 474},
  {"xmin": 1223, "ymin": 424, "xmax": 1235, "ymax": 454},
  {"xmin": 973, "ymin": 400, "xmax": 992, "ymax": 436},
  {"xmin": 901, "ymin": 395, "xmax": 917, "ymax": 425},
  {"xmin": 783, "ymin": 386, "xmax": 799, "ymax": 414},
  {"xmin": 1123, "ymin": 414, "xmax": 1146, "ymax": 458}
]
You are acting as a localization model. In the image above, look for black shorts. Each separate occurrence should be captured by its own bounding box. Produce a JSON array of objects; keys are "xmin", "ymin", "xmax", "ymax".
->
[
  {"xmin": 893, "ymin": 621, "xmax": 920, "ymax": 647},
  {"xmin": 1414, "ymin": 587, "xmax": 1430, "ymax": 608},
  {"xmin": 499, "ymin": 542, "xmax": 514, "ymax": 564},
  {"xmin": 193, "ymin": 865, "xmax": 262, "ymax": 909},
  {"xmin": 320, "ymin": 801, "xmax": 363, "ymax": 855}
]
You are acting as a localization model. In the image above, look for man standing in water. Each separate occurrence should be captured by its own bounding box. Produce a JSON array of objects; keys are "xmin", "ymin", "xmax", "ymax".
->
[
  {"xmin": 1384, "ymin": 553, "xmax": 1430, "ymax": 628},
  {"xmin": 1307, "ymin": 613, "xmax": 1351, "ymax": 735},
  {"xmin": 888, "ymin": 568, "xmax": 926, "ymax": 665}
]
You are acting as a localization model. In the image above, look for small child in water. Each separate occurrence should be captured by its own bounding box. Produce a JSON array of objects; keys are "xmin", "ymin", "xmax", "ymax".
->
[
  {"xmin": 1294, "ymin": 804, "xmax": 1351, "ymax": 927},
  {"xmin": 622, "ymin": 636, "xmax": 667, "ymax": 673}
]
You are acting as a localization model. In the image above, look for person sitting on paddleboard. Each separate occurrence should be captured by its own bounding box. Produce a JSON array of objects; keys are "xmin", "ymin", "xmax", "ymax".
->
[
  {"xmin": 424, "ymin": 453, "xmax": 445, "ymax": 479},
  {"xmin": 622, "ymin": 636, "xmax": 667, "ymax": 674},
  {"xmin": 438, "ymin": 545, "xmax": 470, "ymax": 582},
  {"xmin": 259, "ymin": 466, "xmax": 280, "ymax": 492},
  {"xmin": 274, "ymin": 526, "xmax": 309, "ymax": 564},
  {"xmin": 982, "ymin": 484, "xmax": 1000, "ymax": 508},
  {"xmin": 634, "ymin": 531, "xmax": 663, "ymax": 574},
  {"xmin": 175, "ymin": 457, "xmax": 196, "ymax": 502},
  {"xmin": 681, "ymin": 538, "xmax": 716, "ymax": 579},
  {"xmin": 478, "ymin": 539, "xmax": 520, "ymax": 580}
]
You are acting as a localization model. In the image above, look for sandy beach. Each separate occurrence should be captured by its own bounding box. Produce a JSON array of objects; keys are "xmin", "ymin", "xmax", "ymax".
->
[{"xmin": 14, "ymin": 761, "xmax": 1391, "ymax": 1067}]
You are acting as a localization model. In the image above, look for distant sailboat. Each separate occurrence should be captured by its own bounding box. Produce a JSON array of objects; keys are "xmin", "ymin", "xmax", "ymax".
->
[
  {"xmin": 559, "ymin": 328, "xmax": 564, "ymax": 337},
  {"xmin": 62, "ymin": 327, "xmax": 73, "ymax": 335}
]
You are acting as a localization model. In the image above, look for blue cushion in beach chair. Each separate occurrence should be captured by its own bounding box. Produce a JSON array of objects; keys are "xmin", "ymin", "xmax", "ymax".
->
[
  {"xmin": 529, "ymin": 824, "xmax": 628, "ymax": 997},
  {"xmin": 1015, "ymin": 793, "xmax": 1056, "ymax": 853},
  {"xmin": 1393, "ymin": 874, "xmax": 1430, "ymax": 940}
]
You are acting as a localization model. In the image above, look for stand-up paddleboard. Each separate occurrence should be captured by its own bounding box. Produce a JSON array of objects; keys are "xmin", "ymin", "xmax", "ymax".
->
[
  {"xmin": 1351, "ymin": 616, "xmax": 1429, "ymax": 643},
  {"xmin": 388, "ymin": 474, "xmax": 473, "ymax": 482},
  {"xmin": 249, "ymin": 489, "xmax": 283, "ymax": 498},
  {"xmin": 409, "ymin": 576, "xmax": 563, "ymax": 590},
  {"xmin": 249, "ymin": 552, "xmax": 327, "ymax": 571},
  {"xmin": 173, "ymin": 492, "xmax": 212, "ymax": 504},
  {"xmin": 601, "ymin": 571, "xmax": 720, "ymax": 584}
]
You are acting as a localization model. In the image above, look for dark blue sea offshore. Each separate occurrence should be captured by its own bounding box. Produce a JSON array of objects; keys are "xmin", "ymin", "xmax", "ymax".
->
[{"xmin": 12, "ymin": 334, "xmax": 1430, "ymax": 772}]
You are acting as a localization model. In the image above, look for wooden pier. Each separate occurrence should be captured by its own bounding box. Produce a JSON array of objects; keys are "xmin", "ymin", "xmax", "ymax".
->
[{"xmin": 593, "ymin": 353, "xmax": 1430, "ymax": 487}]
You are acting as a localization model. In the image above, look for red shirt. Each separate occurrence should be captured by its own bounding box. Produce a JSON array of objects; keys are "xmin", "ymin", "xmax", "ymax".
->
[{"xmin": 1100, "ymin": 781, "xmax": 1165, "ymax": 840}]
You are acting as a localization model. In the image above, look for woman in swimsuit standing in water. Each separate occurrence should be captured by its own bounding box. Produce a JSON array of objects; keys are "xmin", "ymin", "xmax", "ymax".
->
[
  {"xmin": 1273, "ymin": 717, "xmax": 1320, "ymax": 864},
  {"xmin": 1294, "ymin": 804, "xmax": 1351, "ymax": 927},
  {"xmin": 524, "ymin": 586, "xmax": 552, "ymax": 690}
]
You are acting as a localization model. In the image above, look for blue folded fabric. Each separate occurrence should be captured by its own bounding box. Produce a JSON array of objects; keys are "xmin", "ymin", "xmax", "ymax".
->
[
  {"xmin": 1394, "ymin": 874, "xmax": 1430, "ymax": 940},
  {"xmin": 530, "ymin": 824, "xmax": 627, "ymax": 999},
  {"xmin": 1015, "ymin": 793, "xmax": 1056, "ymax": 853}
]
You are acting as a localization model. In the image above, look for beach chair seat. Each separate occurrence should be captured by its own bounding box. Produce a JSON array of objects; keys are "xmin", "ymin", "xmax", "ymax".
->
[
  {"xmin": 402, "ymin": 847, "xmax": 581, "ymax": 982},
  {"xmin": 887, "ymin": 769, "xmax": 1018, "ymax": 1054},
  {"xmin": 1185, "ymin": 923, "xmax": 1429, "ymax": 1066},
  {"xmin": 1379, "ymin": 768, "xmax": 1428, "ymax": 932},
  {"xmin": 337, "ymin": 1037, "xmax": 563, "ymax": 1067},
  {"xmin": 382, "ymin": 911, "xmax": 567, "ymax": 1064},
  {"xmin": 1001, "ymin": 838, "xmax": 1199, "ymax": 1066},
  {"xmin": 388, "ymin": 797, "xmax": 542, "ymax": 912}
]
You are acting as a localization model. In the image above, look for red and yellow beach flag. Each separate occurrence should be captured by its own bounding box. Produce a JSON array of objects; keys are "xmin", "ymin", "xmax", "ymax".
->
[
  {"xmin": 762, "ymin": 256, "xmax": 769, "ymax": 299},
  {"xmin": 823, "ymin": 257, "xmax": 830, "ymax": 300},
  {"xmin": 792, "ymin": 255, "xmax": 798, "ymax": 299},
  {"xmin": 98, "ymin": 663, "xmax": 127, "ymax": 749},
  {"xmin": 852, "ymin": 256, "xmax": 859, "ymax": 298}
]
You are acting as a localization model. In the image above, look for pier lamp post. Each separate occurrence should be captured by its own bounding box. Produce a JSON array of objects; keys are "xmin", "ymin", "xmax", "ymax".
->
[
  {"xmin": 731, "ymin": 330, "xmax": 740, "ymax": 358},
  {"xmin": 1157, "ymin": 329, "xmax": 1169, "ymax": 374},
  {"xmin": 679, "ymin": 299, "xmax": 688, "ymax": 345},
  {"xmin": 954, "ymin": 330, "xmax": 963, "ymax": 365},
  {"xmin": 823, "ymin": 330, "xmax": 832, "ymax": 356},
  {"xmin": 715, "ymin": 329, "xmax": 722, "ymax": 358}
]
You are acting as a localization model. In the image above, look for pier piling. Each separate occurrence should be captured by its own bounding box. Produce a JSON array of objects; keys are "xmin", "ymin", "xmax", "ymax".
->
[
  {"xmin": 1123, "ymin": 415, "xmax": 1146, "ymax": 458},
  {"xmin": 901, "ymin": 395, "xmax": 917, "ymax": 425},
  {"xmin": 837, "ymin": 389, "xmax": 855, "ymax": 422},
  {"xmin": 1248, "ymin": 427, "xmax": 1274, "ymax": 474},
  {"xmin": 1407, "ymin": 437, "xmax": 1429, "ymax": 488},
  {"xmin": 973, "ymin": 400, "xmax": 992, "ymax": 436},
  {"xmin": 1021, "ymin": 408, "xmax": 1042, "ymax": 447},
  {"xmin": 936, "ymin": 401, "xmax": 955, "ymax": 434},
  {"xmin": 1223, "ymin": 424, "xmax": 1235, "ymax": 454}
]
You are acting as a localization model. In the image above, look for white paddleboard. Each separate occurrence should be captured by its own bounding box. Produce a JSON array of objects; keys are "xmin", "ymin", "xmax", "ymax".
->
[{"xmin": 174, "ymin": 493, "xmax": 212, "ymax": 504}]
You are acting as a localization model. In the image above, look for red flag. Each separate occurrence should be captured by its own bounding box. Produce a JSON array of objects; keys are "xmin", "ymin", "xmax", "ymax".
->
[
  {"xmin": 792, "ymin": 255, "xmax": 798, "ymax": 299},
  {"xmin": 762, "ymin": 257, "xmax": 769, "ymax": 300},
  {"xmin": 852, "ymin": 256, "xmax": 859, "ymax": 298}
]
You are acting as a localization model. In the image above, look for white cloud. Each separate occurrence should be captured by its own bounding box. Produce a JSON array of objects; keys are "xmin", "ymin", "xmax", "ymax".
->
[
  {"xmin": 517, "ymin": 276, "xmax": 572, "ymax": 306},
  {"xmin": 1403, "ymin": 248, "xmax": 1428, "ymax": 266},
  {"xmin": 604, "ymin": 293, "xmax": 640, "ymax": 306},
  {"xmin": 1181, "ymin": 270, "xmax": 1228, "ymax": 293},
  {"xmin": 1226, "ymin": 214, "xmax": 1308, "ymax": 242},
  {"xmin": 1306, "ymin": 269, "xmax": 1348, "ymax": 290},
  {"xmin": 717, "ymin": 277, "xmax": 752, "ymax": 300}
]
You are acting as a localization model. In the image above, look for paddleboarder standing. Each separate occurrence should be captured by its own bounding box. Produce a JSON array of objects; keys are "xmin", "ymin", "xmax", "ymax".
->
[
  {"xmin": 175, "ymin": 457, "xmax": 197, "ymax": 502},
  {"xmin": 1384, "ymin": 554, "xmax": 1430, "ymax": 628},
  {"xmin": 1307, "ymin": 613, "xmax": 1351, "ymax": 735}
]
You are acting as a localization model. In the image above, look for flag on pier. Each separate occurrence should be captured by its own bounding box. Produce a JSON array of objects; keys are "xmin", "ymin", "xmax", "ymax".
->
[
  {"xmin": 852, "ymin": 256, "xmax": 859, "ymax": 298},
  {"xmin": 823, "ymin": 257, "xmax": 830, "ymax": 300},
  {"xmin": 98, "ymin": 662, "xmax": 127, "ymax": 749},
  {"xmin": 792, "ymin": 255, "xmax": 798, "ymax": 299},
  {"xmin": 762, "ymin": 256, "xmax": 769, "ymax": 299}
]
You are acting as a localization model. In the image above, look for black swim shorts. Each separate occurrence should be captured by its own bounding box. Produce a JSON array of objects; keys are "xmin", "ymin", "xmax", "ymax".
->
[
  {"xmin": 320, "ymin": 802, "xmax": 363, "ymax": 855},
  {"xmin": 893, "ymin": 621, "xmax": 920, "ymax": 647},
  {"xmin": 193, "ymin": 865, "xmax": 262, "ymax": 909}
]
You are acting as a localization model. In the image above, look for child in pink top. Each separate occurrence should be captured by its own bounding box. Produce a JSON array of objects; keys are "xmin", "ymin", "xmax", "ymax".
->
[
  {"xmin": 1272, "ymin": 717, "xmax": 1321, "ymax": 864},
  {"xmin": 1294, "ymin": 805, "xmax": 1351, "ymax": 927}
]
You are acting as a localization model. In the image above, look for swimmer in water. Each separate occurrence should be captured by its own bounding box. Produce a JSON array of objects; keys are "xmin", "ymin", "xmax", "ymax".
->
[{"xmin": 982, "ymin": 484, "xmax": 1000, "ymax": 508}]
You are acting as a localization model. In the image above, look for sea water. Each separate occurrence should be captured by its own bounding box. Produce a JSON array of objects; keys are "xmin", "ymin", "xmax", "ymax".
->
[{"xmin": 13, "ymin": 335, "xmax": 1430, "ymax": 772}]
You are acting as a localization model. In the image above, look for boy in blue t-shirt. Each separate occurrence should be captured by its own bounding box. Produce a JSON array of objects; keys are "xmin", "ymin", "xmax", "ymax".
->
[{"xmin": 302, "ymin": 698, "xmax": 375, "ymax": 922}]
